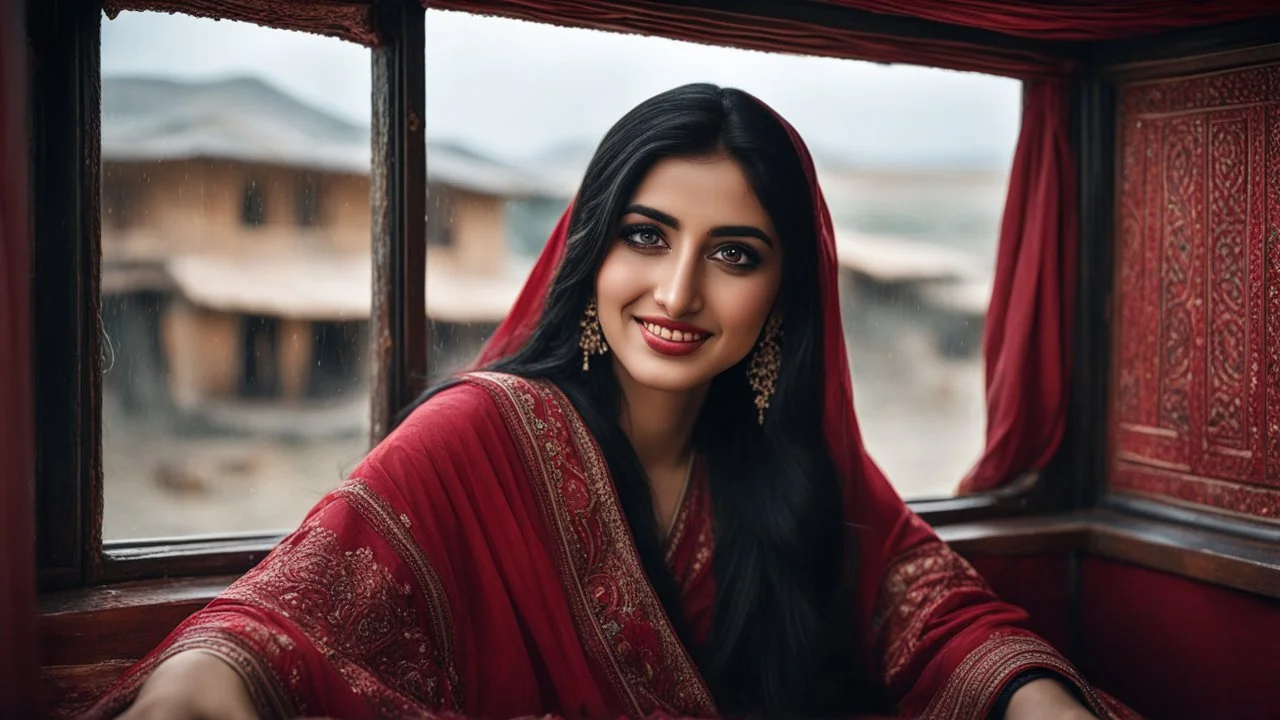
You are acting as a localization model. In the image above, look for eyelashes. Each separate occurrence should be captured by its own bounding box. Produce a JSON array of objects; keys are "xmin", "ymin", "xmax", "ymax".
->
[{"xmin": 616, "ymin": 223, "xmax": 763, "ymax": 269}]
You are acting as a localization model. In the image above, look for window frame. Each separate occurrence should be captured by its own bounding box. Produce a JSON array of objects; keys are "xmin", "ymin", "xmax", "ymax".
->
[{"xmin": 35, "ymin": 0, "xmax": 1057, "ymax": 592}]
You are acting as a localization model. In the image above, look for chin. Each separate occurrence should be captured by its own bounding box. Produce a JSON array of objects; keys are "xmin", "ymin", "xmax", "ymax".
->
[{"xmin": 612, "ymin": 354, "xmax": 716, "ymax": 394}]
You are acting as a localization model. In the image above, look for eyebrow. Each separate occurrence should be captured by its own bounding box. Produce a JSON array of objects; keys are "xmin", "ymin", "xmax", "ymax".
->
[{"xmin": 623, "ymin": 204, "xmax": 775, "ymax": 248}]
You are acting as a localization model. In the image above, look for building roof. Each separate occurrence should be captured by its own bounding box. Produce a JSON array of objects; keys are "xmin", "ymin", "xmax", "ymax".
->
[
  {"xmin": 833, "ymin": 226, "xmax": 987, "ymax": 284},
  {"xmin": 102, "ymin": 75, "xmax": 558, "ymax": 198},
  {"xmin": 165, "ymin": 252, "xmax": 525, "ymax": 324}
]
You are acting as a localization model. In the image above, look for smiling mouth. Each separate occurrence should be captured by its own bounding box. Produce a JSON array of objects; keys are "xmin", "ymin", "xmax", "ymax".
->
[
  {"xmin": 638, "ymin": 319, "xmax": 709, "ymax": 343},
  {"xmin": 634, "ymin": 318, "xmax": 711, "ymax": 357}
]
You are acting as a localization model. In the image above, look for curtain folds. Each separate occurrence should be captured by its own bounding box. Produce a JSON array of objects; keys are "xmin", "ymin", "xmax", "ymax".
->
[
  {"xmin": 960, "ymin": 80, "xmax": 1076, "ymax": 494},
  {"xmin": 426, "ymin": 0, "xmax": 1066, "ymax": 78},
  {"xmin": 816, "ymin": 0, "xmax": 1280, "ymax": 41}
]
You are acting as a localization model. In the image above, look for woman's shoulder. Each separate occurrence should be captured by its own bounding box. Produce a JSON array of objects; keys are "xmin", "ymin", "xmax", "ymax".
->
[{"xmin": 366, "ymin": 372, "xmax": 546, "ymax": 464}]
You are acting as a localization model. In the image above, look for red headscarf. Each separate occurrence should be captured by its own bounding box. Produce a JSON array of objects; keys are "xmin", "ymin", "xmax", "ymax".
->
[
  {"xmin": 467, "ymin": 94, "xmax": 934, "ymax": 653},
  {"xmin": 471, "ymin": 93, "xmax": 887, "ymax": 504}
]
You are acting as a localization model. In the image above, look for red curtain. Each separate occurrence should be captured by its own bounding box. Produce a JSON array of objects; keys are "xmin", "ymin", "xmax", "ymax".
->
[
  {"xmin": 818, "ymin": 0, "xmax": 1280, "ymax": 41},
  {"xmin": 959, "ymin": 80, "xmax": 1075, "ymax": 494},
  {"xmin": 0, "ymin": 0, "xmax": 40, "ymax": 715},
  {"xmin": 427, "ymin": 0, "xmax": 1065, "ymax": 78}
]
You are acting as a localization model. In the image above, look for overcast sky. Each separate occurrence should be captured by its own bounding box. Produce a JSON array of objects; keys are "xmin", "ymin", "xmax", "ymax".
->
[{"xmin": 100, "ymin": 9, "xmax": 1021, "ymax": 167}]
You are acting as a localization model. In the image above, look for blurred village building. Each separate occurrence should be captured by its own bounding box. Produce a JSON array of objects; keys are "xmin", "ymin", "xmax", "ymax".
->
[
  {"xmin": 100, "ymin": 76, "xmax": 561, "ymax": 429},
  {"xmin": 100, "ymin": 74, "xmax": 1004, "ymax": 441}
]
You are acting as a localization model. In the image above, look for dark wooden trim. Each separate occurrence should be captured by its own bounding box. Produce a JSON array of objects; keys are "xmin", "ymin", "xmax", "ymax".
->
[
  {"xmin": 909, "ymin": 473, "xmax": 1051, "ymax": 527},
  {"xmin": 96, "ymin": 533, "xmax": 281, "ymax": 584},
  {"xmin": 941, "ymin": 510, "xmax": 1280, "ymax": 601},
  {"xmin": 937, "ymin": 513, "xmax": 1090, "ymax": 555},
  {"xmin": 1090, "ymin": 16, "xmax": 1280, "ymax": 81},
  {"xmin": 1085, "ymin": 509, "xmax": 1280, "ymax": 600},
  {"xmin": 31, "ymin": 0, "xmax": 102, "ymax": 592},
  {"xmin": 1104, "ymin": 494, "xmax": 1280, "ymax": 545},
  {"xmin": 370, "ymin": 0, "xmax": 427, "ymax": 441},
  {"xmin": 1056, "ymin": 73, "xmax": 1116, "ymax": 512},
  {"xmin": 40, "ymin": 575, "xmax": 235, "ymax": 666}
]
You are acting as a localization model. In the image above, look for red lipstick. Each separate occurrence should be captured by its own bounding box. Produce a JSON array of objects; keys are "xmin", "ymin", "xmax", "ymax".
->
[{"xmin": 634, "ymin": 317, "xmax": 711, "ymax": 357}]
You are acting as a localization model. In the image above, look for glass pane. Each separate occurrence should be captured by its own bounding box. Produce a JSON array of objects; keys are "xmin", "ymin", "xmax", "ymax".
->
[
  {"xmin": 424, "ymin": 11, "xmax": 1019, "ymax": 500},
  {"xmin": 100, "ymin": 12, "xmax": 374, "ymax": 540}
]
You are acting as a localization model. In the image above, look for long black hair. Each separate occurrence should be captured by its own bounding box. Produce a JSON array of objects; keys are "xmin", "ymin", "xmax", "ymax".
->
[{"xmin": 409, "ymin": 83, "xmax": 855, "ymax": 715}]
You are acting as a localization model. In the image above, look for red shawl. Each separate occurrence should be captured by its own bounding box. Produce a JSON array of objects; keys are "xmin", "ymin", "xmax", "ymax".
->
[{"xmin": 81, "ymin": 94, "xmax": 1137, "ymax": 720}]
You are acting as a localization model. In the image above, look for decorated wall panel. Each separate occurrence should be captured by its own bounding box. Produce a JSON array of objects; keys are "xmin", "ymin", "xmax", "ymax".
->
[{"xmin": 1111, "ymin": 63, "xmax": 1280, "ymax": 521}]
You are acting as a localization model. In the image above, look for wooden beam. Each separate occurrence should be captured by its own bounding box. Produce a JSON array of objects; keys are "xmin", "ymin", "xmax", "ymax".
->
[
  {"xmin": 1059, "ymin": 74, "xmax": 1116, "ymax": 511},
  {"xmin": 30, "ymin": 0, "xmax": 102, "ymax": 591},
  {"xmin": 370, "ymin": 0, "xmax": 427, "ymax": 441}
]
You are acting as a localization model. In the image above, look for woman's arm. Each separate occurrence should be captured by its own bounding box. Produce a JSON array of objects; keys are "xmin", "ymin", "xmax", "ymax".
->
[
  {"xmin": 1004, "ymin": 678, "xmax": 1097, "ymax": 720},
  {"xmin": 114, "ymin": 651, "xmax": 257, "ymax": 720}
]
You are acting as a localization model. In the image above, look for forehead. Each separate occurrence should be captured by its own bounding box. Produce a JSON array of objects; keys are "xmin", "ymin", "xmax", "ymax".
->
[{"xmin": 628, "ymin": 154, "xmax": 774, "ymax": 231}]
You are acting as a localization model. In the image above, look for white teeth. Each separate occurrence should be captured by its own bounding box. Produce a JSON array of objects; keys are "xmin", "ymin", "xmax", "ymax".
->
[{"xmin": 642, "ymin": 321, "xmax": 706, "ymax": 343}]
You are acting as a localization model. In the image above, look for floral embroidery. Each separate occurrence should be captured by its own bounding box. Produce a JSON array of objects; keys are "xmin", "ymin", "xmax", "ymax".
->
[
  {"xmin": 220, "ymin": 524, "xmax": 455, "ymax": 711},
  {"xmin": 338, "ymin": 479, "xmax": 461, "ymax": 709},
  {"xmin": 873, "ymin": 539, "xmax": 991, "ymax": 687},
  {"xmin": 465, "ymin": 372, "xmax": 717, "ymax": 719}
]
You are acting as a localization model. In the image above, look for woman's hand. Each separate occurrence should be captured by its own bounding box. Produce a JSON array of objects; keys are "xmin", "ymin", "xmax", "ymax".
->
[
  {"xmin": 115, "ymin": 650, "xmax": 259, "ymax": 720},
  {"xmin": 1004, "ymin": 678, "xmax": 1098, "ymax": 720}
]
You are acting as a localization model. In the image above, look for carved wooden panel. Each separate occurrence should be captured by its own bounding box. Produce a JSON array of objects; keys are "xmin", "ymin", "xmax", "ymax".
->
[{"xmin": 1112, "ymin": 62, "xmax": 1280, "ymax": 521}]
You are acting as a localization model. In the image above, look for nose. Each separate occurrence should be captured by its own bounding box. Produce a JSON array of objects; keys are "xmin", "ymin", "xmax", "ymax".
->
[{"xmin": 653, "ymin": 243, "xmax": 703, "ymax": 318}]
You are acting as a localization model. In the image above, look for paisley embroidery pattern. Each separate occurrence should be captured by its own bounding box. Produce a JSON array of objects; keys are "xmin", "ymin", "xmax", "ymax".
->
[
  {"xmin": 338, "ymin": 479, "xmax": 462, "ymax": 708},
  {"xmin": 464, "ymin": 372, "xmax": 717, "ymax": 718},
  {"xmin": 218, "ymin": 524, "xmax": 455, "ymax": 711}
]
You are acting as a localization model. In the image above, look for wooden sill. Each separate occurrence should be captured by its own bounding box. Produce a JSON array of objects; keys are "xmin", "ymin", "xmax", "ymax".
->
[
  {"xmin": 939, "ymin": 508, "xmax": 1280, "ymax": 600},
  {"xmin": 42, "ymin": 508, "xmax": 1280, "ymax": 634}
]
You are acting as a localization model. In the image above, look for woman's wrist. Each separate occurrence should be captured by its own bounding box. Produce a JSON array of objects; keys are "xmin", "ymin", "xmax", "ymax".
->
[{"xmin": 1003, "ymin": 678, "xmax": 1097, "ymax": 720}]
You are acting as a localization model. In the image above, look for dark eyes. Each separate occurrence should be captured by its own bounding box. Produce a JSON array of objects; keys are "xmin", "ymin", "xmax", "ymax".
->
[
  {"xmin": 617, "ymin": 224, "xmax": 762, "ymax": 269},
  {"xmin": 620, "ymin": 225, "xmax": 664, "ymax": 247}
]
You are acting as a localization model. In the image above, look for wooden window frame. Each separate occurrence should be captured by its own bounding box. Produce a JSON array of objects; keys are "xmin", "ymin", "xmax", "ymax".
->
[
  {"xmin": 31, "ymin": 0, "xmax": 429, "ymax": 591},
  {"xmin": 33, "ymin": 0, "xmax": 1280, "ymax": 595}
]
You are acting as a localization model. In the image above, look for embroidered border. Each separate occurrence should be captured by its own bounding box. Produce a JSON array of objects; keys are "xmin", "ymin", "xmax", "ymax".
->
[
  {"xmin": 873, "ymin": 540, "xmax": 991, "ymax": 687},
  {"xmin": 218, "ymin": 525, "xmax": 450, "ymax": 713},
  {"xmin": 339, "ymin": 478, "xmax": 463, "ymax": 709},
  {"xmin": 922, "ymin": 632, "xmax": 1110, "ymax": 720},
  {"xmin": 464, "ymin": 372, "xmax": 717, "ymax": 718},
  {"xmin": 73, "ymin": 616, "xmax": 298, "ymax": 720}
]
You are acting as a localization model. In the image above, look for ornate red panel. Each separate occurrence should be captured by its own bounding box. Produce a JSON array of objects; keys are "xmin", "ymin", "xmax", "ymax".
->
[{"xmin": 1111, "ymin": 63, "xmax": 1280, "ymax": 521}]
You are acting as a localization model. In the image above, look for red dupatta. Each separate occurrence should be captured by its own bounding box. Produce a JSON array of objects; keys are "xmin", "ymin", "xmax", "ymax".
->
[{"xmin": 81, "ymin": 92, "xmax": 1137, "ymax": 720}]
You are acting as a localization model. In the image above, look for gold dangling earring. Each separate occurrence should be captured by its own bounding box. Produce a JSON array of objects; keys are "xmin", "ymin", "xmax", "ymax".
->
[
  {"xmin": 579, "ymin": 297, "xmax": 609, "ymax": 371},
  {"xmin": 746, "ymin": 314, "xmax": 783, "ymax": 426}
]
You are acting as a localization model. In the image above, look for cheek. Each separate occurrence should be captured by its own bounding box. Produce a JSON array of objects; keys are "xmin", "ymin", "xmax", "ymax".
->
[
  {"xmin": 594, "ymin": 247, "xmax": 646, "ymax": 329},
  {"xmin": 711, "ymin": 275, "xmax": 780, "ymax": 350}
]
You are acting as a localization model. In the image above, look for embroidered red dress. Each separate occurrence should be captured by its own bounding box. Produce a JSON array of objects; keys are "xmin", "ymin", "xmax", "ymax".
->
[{"xmin": 81, "ymin": 93, "xmax": 1138, "ymax": 720}]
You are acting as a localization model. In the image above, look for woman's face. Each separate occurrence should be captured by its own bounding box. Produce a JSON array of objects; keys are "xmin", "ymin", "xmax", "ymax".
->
[{"xmin": 595, "ymin": 153, "xmax": 784, "ymax": 395}]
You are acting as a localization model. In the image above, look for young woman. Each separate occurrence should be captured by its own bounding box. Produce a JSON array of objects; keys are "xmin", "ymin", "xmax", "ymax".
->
[{"xmin": 87, "ymin": 84, "xmax": 1135, "ymax": 720}]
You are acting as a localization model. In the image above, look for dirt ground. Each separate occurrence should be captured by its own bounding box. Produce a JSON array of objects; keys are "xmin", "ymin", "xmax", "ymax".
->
[{"xmin": 103, "ymin": 326, "xmax": 984, "ymax": 541}]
